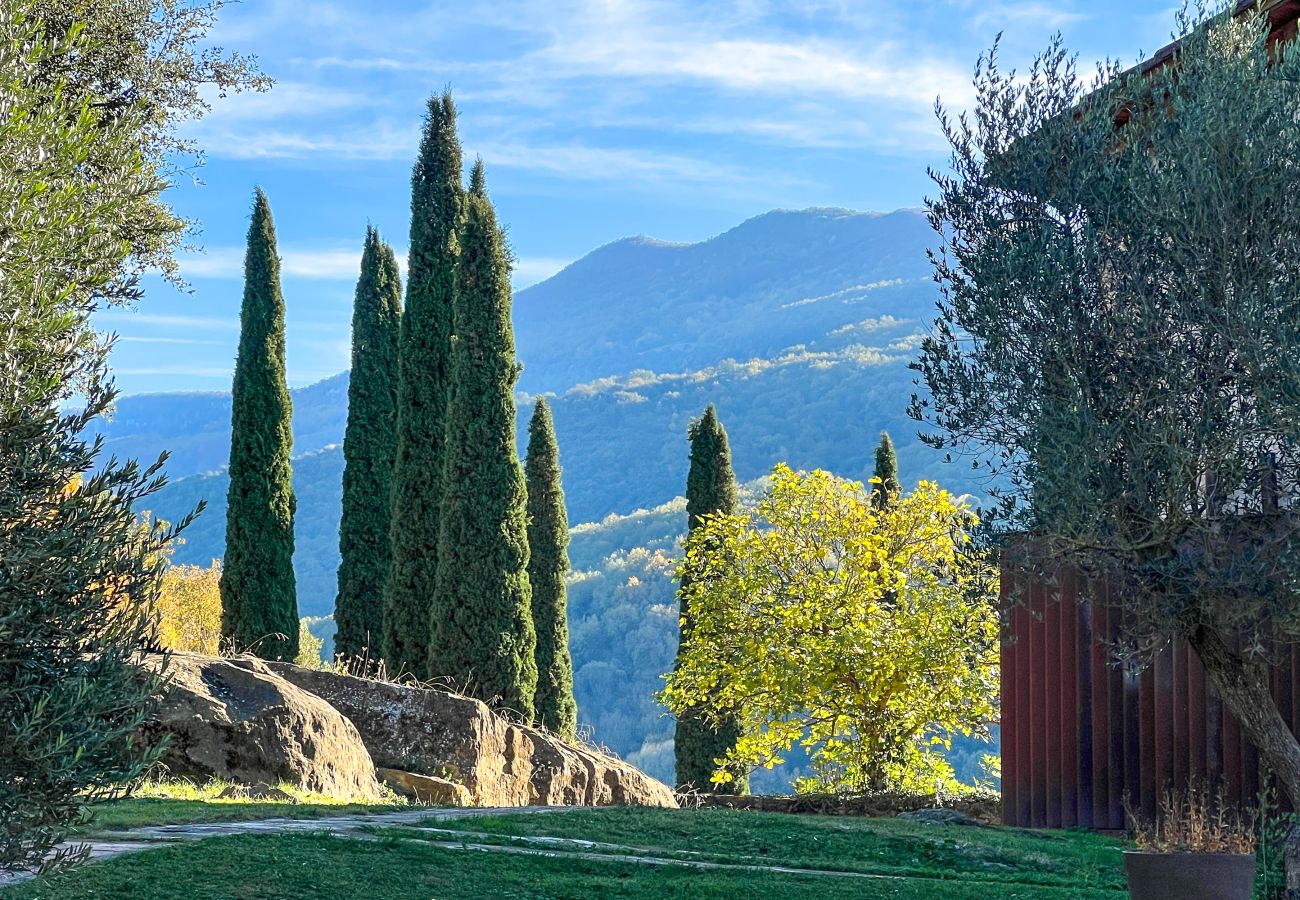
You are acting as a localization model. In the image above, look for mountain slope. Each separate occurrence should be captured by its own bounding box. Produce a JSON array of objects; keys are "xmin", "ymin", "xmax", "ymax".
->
[
  {"xmin": 512, "ymin": 207, "xmax": 936, "ymax": 392},
  {"xmin": 100, "ymin": 206, "xmax": 999, "ymax": 778}
]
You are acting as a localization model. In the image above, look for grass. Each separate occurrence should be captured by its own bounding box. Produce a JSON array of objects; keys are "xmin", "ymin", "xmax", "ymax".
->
[
  {"xmin": 1, "ymin": 829, "xmax": 1126, "ymax": 900},
  {"xmin": 82, "ymin": 779, "xmax": 411, "ymax": 832},
  {"xmin": 384, "ymin": 806, "xmax": 1129, "ymax": 894},
  {"xmin": 5, "ymin": 802, "xmax": 1131, "ymax": 899}
]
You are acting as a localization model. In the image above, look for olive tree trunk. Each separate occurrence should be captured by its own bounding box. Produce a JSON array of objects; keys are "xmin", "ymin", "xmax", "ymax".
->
[{"xmin": 1189, "ymin": 624, "xmax": 1300, "ymax": 806}]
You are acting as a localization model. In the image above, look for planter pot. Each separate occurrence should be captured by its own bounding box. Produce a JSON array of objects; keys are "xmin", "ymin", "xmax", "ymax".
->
[{"xmin": 1122, "ymin": 850, "xmax": 1256, "ymax": 900}]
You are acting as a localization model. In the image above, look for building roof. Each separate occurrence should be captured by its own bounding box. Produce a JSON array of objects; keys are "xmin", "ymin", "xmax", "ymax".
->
[{"xmin": 1130, "ymin": 0, "xmax": 1300, "ymax": 77}]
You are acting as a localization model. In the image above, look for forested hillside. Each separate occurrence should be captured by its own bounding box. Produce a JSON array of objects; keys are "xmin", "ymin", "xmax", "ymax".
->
[{"xmin": 108, "ymin": 207, "xmax": 996, "ymax": 783}]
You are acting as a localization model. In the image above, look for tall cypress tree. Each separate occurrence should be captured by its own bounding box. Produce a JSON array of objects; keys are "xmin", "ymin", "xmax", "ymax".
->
[
  {"xmin": 334, "ymin": 227, "xmax": 403, "ymax": 661},
  {"xmin": 674, "ymin": 404, "xmax": 747, "ymax": 794},
  {"xmin": 384, "ymin": 92, "xmax": 462, "ymax": 676},
  {"xmin": 220, "ymin": 188, "xmax": 299, "ymax": 661},
  {"xmin": 872, "ymin": 431, "xmax": 900, "ymax": 510},
  {"xmin": 525, "ymin": 398, "xmax": 578, "ymax": 737},
  {"xmin": 431, "ymin": 174, "xmax": 537, "ymax": 718}
]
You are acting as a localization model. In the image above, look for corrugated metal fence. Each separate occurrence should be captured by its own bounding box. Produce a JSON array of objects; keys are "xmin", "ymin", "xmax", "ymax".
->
[{"xmin": 1000, "ymin": 562, "xmax": 1300, "ymax": 828}]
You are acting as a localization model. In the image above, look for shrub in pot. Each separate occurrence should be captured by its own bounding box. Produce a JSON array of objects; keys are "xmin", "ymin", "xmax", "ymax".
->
[{"xmin": 1123, "ymin": 785, "xmax": 1257, "ymax": 900}]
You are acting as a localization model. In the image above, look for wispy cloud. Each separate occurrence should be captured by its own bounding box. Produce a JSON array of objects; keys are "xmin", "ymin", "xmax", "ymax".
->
[
  {"xmin": 116, "ymin": 336, "xmax": 225, "ymax": 346},
  {"xmin": 175, "ymin": 245, "xmax": 411, "ymax": 281},
  {"xmin": 97, "ymin": 312, "xmax": 240, "ymax": 331},
  {"xmin": 514, "ymin": 256, "xmax": 572, "ymax": 288}
]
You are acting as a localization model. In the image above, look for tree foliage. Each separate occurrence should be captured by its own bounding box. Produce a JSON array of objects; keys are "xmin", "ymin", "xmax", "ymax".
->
[
  {"xmin": 335, "ymin": 227, "xmax": 402, "ymax": 661},
  {"xmin": 526, "ymin": 398, "xmax": 578, "ymax": 737},
  {"xmin": 157, "ymin": 561, "xmax": 222, "ymax": 654},
  {"xmin": 872, "ymin": 431, "xmax": 899, "ymax": 510},
  {"xmin": 431, "ymin": 183, "xmax": 538, "ymax": 718},
  {"xmin": 915, "ymin": 3, "xmax": 1300, "ymax": 801},
  {"xmin": 0, "ymin": 4, "xmax": 186, "ymax": 873},
  {"xmin": 220, "ymin": 189, "xmax": 298, "ymax": 661},
  {"xmin": 663, "ymin": 465, "xmax": 998, "ymax": 793},
  {"xmin": 28, "ymin": 0, "xmax": 267, "ymax": 302},
  {"xmin": 384, "ymin": 92, "xmax": 462, "ymax": 677},
  {"xmin": 674, "ymin": 405, "xmax": 747, "ymax": 793}
]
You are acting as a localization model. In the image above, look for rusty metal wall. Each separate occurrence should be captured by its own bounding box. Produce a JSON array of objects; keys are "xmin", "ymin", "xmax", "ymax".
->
[{"xmin": 1000, "ymin": 562, "xmax": 1300, "ymax": 828}]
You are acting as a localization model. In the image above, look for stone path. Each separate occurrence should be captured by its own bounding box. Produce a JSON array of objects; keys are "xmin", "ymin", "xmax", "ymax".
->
[
  {"xmin": 0, "ymin": 807, "xmax": 566, "ymax": 889},
  {"xmin": 2, "ymin": 806, "xmax": 908, "ymax": 890}
]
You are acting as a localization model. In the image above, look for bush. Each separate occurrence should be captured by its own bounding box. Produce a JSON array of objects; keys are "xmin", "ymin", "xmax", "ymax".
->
[
  {"xmin": 156, "ymin": 562, "xmax": 222, "ymax": 654},
  {"xmin": 294, "ymin": 620, "xmax": 325, "ymax": 669}
]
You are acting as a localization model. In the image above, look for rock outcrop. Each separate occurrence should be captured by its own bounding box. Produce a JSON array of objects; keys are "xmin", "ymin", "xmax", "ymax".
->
[
  {"xmin": 377, "ymin": 768, "xmax": 472, "ymax": 806},
  {"xmin": 140, "ymin": 653, "xmax": 382, "ymax": 801},
  {"xmin": 265, "ymin": 663, "xmax": 677, "ymax": 809}
]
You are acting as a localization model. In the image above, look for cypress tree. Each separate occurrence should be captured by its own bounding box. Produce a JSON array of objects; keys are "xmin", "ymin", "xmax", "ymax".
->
[
  {"xmin": 334, "ymin": 227, "xmax": 403, "ymax": 661},
  {"xmin": 872, "ymin": 431, "xmax": 900, "ymax": 509},
  {"xmin": 431, "ymin": 174, "xmax": 537, "ymax": 718},
  {"xmin": 220, "ymin": 188, "xmax": 299, "ymax": 661},
  {"xmin": 525, "ymin": 398, "xmax": 578, "ymax": 737},
  {"xmin": 674, "ymin": 404, "xmax": 747, "ymax": 794},
  {"xmin": 384, "ymin": 92, "xmax": 463, "ymax": 676}
]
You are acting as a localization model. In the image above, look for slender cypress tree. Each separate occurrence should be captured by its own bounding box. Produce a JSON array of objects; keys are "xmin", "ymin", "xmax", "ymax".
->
[
  {"xmin": 384, "ymin": 92, "xmax": 462, "ymax": 676},
  {"xmin": 525, "ymin": 398, "xmax": 578, "ymax": 737},
  {"xmin": 872, "ymin": 431, "xmax": 900, "ymax": 510},
  {"xmin": 334, "ymin": 227, "xmax": 403, "ymax": 661},
  {"xmin": 674, "ymin": 405, "xmax": 747, "ymax": 794},
  {"xmin": 431, "ymin": 175, "xmax": 537, "ymax": 718},
  {"xmin": 220, "ymin": 188, "xmax": 299, "ymax": 661}
]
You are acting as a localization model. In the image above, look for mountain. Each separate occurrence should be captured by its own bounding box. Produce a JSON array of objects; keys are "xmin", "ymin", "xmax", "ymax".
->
[
  {"xmin": 511, "ymin": 207, "xmax": 937, "ymax": 392},
  {"xmin": 102, "ymin": 207, "xmax": 997, "ymax": 779}
]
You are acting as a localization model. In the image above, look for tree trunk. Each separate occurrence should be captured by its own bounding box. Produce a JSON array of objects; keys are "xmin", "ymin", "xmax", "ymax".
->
[{"xmin": 1188, "ymin": 624, "xmax": 1300, "ymax": 806}]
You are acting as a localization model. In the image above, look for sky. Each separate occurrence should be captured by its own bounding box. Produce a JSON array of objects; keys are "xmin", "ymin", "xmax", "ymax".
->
[{"xmin": 102, "ymin": 0, "xmax": 1180, "ymax": 396}]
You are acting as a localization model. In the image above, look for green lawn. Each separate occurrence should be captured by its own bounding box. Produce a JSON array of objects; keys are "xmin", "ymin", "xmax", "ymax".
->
[
  {"xmin": 388, "ymin": 807, "xmax": 1129, "ymax": 894},
  {"xmin": 5, "ymin": 806, "xmax": 1131, "ymax": 899},
  {"xmin": 81, "ymin": 780, "xmax": 410, "ymax": 832},
  {"xmin": 2, "ymin": 830, "xmax": 1125, "ymax": 900},
  {"xmin": 85, "ymin": 797, "xmax": 411, "ymax": 832}
]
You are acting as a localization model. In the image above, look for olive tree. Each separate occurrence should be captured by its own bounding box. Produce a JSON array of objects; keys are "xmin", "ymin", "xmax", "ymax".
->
[
  {"xmin": 915, "ymin": 3, "xmax": 1300, "ymax": 802},
  {"xmin": 0, "ymin": 6, "xmax": 196, "ymax": 873}
]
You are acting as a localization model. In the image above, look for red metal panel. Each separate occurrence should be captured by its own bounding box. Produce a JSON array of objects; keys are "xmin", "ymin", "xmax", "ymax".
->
[
  {"xmin": 1190, "ymin": 647, "xmax": 1206, "ymax": 785},
  {"xmin": 1060, "ymin": 578, "xmax": 1080, "ymax": 828},
  {"xmin": 1139, "ymin": 665, "xmax": 1158, "ymax": 821},
  {"xmin": 1187, "ymin": 645, "xmax": 1206, "ymax": 788},
  {"xmin": 999, "ymin": 550, "xmax": 1300, "ymax": 829},
  {"xmin": 1172, "ymin": 643, "xmax": 1189, "ymax": 792},
  {"xmin": 1223, "ymin": 700, "xmax": 1242, "ymax": 809},
  {"xmin": 1107, "ymin": 593, "xmax": 1128, "ymax": 829},
  {"xmin": 1076, "ymin": 590, "xmax": 1095, "ymax": 829},
  {"xmin": 1154, "ymin": 645, "xmax": 1174, "ymax": 803},
  {"xmin": 1029, "ymin": 578, "xmax": 1047, "ymax": 828},
  {"xmin": 1000, "ymin": 573, "xmax": 1018, "ymax": 826},
  {"xmin": 1091, "ymin": 596, "xmax": 1112, "ymax": 828},
  {"xmin": 1014, "ymin": 587, "xmax": 1033, "ymax": 827},
  {"xmin": 1044, "ymin": 586, "xmax": 1063, "ymax": 828}
]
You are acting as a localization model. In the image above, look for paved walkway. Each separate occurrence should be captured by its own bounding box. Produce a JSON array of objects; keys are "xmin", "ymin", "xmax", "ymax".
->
[
  {"xmin": 0, "ymin": 807, "xmax": 567, "ymax": 889},
  {"xmin": 3, "ymin": 806, "xmax": 910, "ymax": 890}
]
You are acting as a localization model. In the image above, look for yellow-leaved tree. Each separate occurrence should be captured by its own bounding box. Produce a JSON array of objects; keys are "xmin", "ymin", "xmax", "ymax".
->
[
  {"xmin": 661, "ymin": 464, "xmax": 999, "ymax": 793},
  {"xmin": 157, "ymin": 562, "xmax": 223, "ymax": 655}
]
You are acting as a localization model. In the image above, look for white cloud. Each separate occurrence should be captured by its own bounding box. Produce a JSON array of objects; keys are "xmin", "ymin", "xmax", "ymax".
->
[
  {"xmin": 113, "ymin": 366, "xmax": 235, "ymax": 378},
  {"xmin": 116, "ymin": 336, "xmax": 225, "ymax": 345},
  {"xmin": 174, "ymin": 245, "xmax": 410, "ymax": 281},
  {"xmin": 96, "ymin": 312, "xmax": 240, "ymax": 331},
  {"xmin": 513, "ymin": 256, "xmax": 572, "ymax": 288}
]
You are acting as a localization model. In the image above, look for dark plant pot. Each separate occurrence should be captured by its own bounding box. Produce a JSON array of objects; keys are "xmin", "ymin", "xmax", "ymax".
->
[{"xmin": 1123, "ymin": 850, "xmax": 1256, "ymax": 900}]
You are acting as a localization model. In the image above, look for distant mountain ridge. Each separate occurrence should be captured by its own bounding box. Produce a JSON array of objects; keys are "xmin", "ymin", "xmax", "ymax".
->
[
  {"xmin": 512, "ymin": 207, "xmax": 936, "ymax": 393},
  {"xmin": 97, "ymin": 207, "xmax": 994, "ymax": 777}
]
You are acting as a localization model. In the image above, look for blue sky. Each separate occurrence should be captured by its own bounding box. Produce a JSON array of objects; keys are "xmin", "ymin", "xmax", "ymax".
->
[{"xmin": 101, "ymin": 0, "xmax": 1179, "ymax": 395}]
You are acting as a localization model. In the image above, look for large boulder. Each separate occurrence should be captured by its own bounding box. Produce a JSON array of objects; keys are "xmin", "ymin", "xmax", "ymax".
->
[
  {"xmin": 140, "ymin": 653, "xmax": 382, "ymax": 801},
  {"xmin": 265, "ymin": 662, "xmax": 676, "ymax": 809}
]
